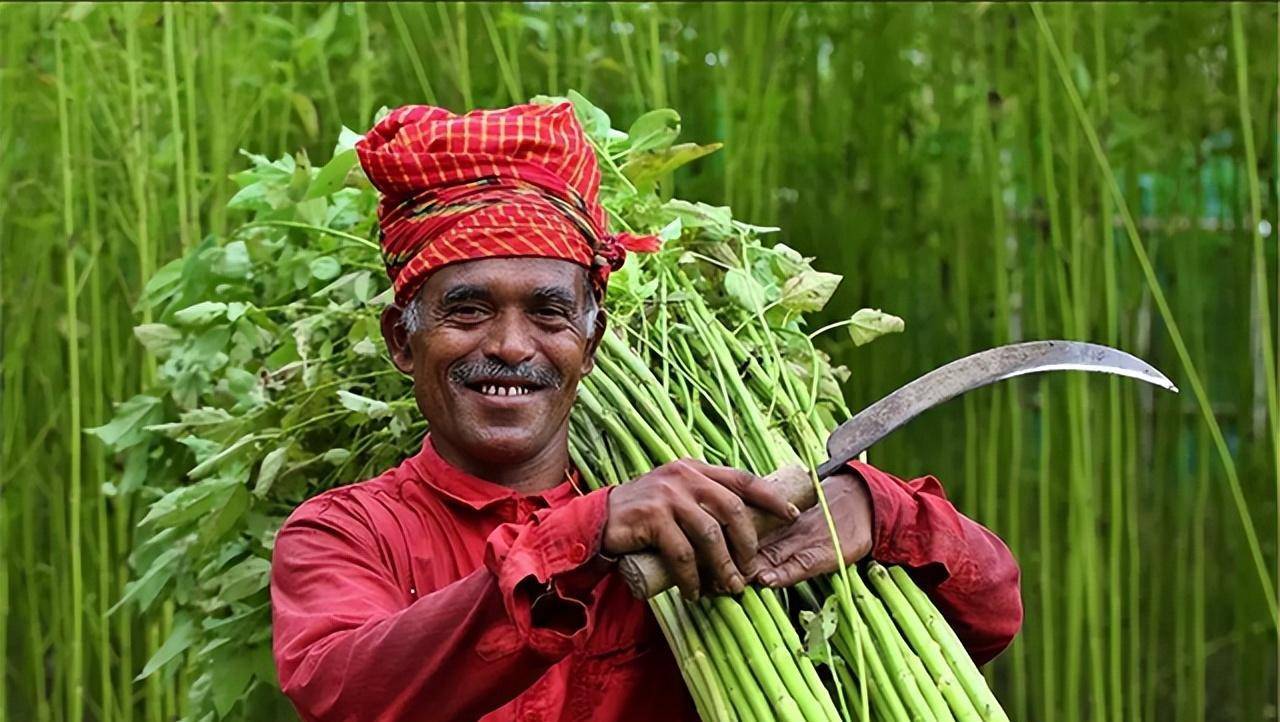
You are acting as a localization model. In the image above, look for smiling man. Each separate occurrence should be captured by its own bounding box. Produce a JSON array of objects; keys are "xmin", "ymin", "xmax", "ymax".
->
[{"xmin": 269, "ymin": 102, "xmax": 1022, "ymax": 722}]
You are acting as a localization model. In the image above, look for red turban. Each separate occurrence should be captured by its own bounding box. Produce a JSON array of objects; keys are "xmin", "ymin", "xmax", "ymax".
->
[{"xmin": 355, "ymin": 101, "xmax": 659, "ymax": 307}]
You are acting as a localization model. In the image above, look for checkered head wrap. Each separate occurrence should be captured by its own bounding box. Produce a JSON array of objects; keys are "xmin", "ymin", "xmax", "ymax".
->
[{"xmin": 356, "ymin": 101, "xmax": 660, "ymax": 308}]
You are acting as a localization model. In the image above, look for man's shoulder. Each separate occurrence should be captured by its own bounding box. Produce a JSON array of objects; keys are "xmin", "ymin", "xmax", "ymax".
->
[{"xmin": 281, "ymin": 462, "xmax": 413, "ymax": 529}]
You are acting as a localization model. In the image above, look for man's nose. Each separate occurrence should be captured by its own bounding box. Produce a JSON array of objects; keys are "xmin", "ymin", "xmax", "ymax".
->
[{"xmin": 483, "ymin": 310, "xmax": 536, "ymax": 365}]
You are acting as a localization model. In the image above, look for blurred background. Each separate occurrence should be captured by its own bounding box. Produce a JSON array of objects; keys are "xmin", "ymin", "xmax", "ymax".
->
[{"xmin": 1, "ymin": 2, "xmax": 1276, "ymax": 720}]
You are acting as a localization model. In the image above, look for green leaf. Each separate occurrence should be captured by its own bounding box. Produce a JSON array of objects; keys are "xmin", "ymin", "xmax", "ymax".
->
[
  {"xmin": 214, "ymin": 241, "xmax": 251, "ymax": 279},
  {"xmin": 290, "ymin": 93, "xmax": 320, "ymax": 140},
  {"xmin": 769, "ymin": 243, "xmax": 810, "ymax": 277},
  {"xmin": 307, "ymin": 149, "xmax": 356, "ymax": 199},
  {"xmin": 847, "ymin": 308, "xmax": 905, "ymax": 346},
  {"xmin": 131, "ymin": 323, "xmax": 183, "ymax": 358},
  {"xmin": 174, "ymin": 301, "xmax": 229, "ymax": 327},
  {"xmin": 627, "ymin": 108, "xmax": 681, "ymax": 154},
  {"xmin": 309, "ymin": 256, "xmax": 341, "ymax": 281},
  {"xmin": 138, "ymin": 477, "xmax": 239, "ymax": 530},
  {"xmin": 621, "ymin": 142, "xmax": 722, "ymax": 193},
  {"xmin": 779, "ymin": 271, "xmax": 842, "ymax": 312},
  {"xmin": 334, "ymin": 125, "xmax": 362, "ymax": 156},
  {"xmin": 800, "ymin": 595, "xmax": 840, "ymax": 666},
  {"xmin": 136, "ymin": 615, "xmax": 197, "ymax": 681},
  {"xmin": 253, "ymin": 445, "xmax": 290, "ymax": 499},
  {"xmin": 86, "ymin": 395, "xmax": 162, "ymax": 450},
  {"xmin": 322, "ymin": 448, "xmax": 351, "ymax": 465},
  {"xmin": 663, "ymin": 199, "xmax": 735, "ymax": 239},
  {"xmin": 198, "ymin": 484, "xmax": 250, "ymax": 548},
  {"xmin": 109, "ymin": 546, "xmax": 182, "ymax": 615},
  {"xmin": 724, "ymin": 268, "xmax": 767, "ymax": 313},
  {"xmin": 658, "ymin": 217, "xmax": 683, "ymax": 242},
  {"xmin": 337, "ymin": 390, "xmax": 391, "ymax": 419},
  {"xmin": 209, "ymin": 642, "xmax": 255, "ymax": 716},
  {"xmin": 216, "ymin": 556, "xmax": 272, "ymax": 602},
  {"xmin": 566, "ymin": 89, "xmax": 611, "ymax": 142}
]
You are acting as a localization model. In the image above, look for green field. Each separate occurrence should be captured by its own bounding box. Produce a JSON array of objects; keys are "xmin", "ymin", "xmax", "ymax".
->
[{"xmin": 1, "ymin": 3, "xmax": 1277, "ymax": 720}]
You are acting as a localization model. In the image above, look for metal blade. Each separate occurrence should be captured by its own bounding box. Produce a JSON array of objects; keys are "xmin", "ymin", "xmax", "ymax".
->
[{"xmin": 815, "ymin": 340, "xmax": 1177, "ymax": 478}]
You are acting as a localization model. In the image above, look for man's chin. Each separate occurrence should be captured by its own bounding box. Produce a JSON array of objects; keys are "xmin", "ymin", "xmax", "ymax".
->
[{"xmin": 460, "ymin": 428, "xmax": 549, "ymax": 465}]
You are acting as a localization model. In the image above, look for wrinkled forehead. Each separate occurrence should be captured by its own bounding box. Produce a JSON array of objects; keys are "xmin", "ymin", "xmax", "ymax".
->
[{"xmin": 420, "ymin": 257, "xmax": 595, "ymax": 306}]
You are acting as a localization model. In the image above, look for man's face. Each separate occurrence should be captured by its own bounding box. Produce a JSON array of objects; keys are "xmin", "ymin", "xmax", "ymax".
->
[{"xmin": 382, "ymin": 257, "xmax": 603, "ymax": 471}]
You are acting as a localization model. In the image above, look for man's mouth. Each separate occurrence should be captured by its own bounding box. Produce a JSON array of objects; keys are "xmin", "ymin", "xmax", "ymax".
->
[{"xmin": 465, "ymin": 381, "xmax": 542, "ymax": 397}]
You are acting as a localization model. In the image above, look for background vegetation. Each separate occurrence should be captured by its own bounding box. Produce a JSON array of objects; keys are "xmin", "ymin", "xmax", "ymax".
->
[{"xmin": 1, "ymin": 2, "xmax": 1276, "ymax": 720}]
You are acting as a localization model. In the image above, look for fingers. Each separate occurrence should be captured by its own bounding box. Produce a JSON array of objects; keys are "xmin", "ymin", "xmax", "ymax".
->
[
  {"xmin": 696, "ymin": 483, "xmax": 760, "ymax": 575},
  {"xmin": 757, "ymin": 511, "xmax": 826, "ymax": 568},
  {"xmin": 755, "ymin": 546, "xmax": 836, "ymax": 589},
  {"xmin": 676, "ymin": 503, "xmax": 745, "ymax": 595},
  {"xmin": 649, "ymin": 516, "xmax": 701, "ymax": 599},
  {"xmin": 686, "ymin": 459, "xmax": 800, "ymax": 522}
]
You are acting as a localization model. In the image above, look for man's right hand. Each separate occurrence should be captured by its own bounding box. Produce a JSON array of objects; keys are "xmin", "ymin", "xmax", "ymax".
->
[{"xmin": 601, "ymin": 459, "xmax": 800, "ymax": 600}]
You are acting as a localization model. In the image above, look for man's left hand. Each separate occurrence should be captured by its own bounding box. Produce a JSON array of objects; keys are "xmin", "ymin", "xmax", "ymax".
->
[{"xmin": 751, "ymin": 472, "xmax": 874, "ymax": 588}]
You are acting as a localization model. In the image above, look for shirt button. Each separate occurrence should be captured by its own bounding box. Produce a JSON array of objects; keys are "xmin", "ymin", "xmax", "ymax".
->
[{"xmin": 569, "ymin": 542, "xmax": 588, "ymax": 564}]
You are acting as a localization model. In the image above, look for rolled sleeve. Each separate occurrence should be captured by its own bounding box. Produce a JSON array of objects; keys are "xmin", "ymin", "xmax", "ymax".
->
[{"xmin": 484, "ymin": 486, "xmax": 614, "ymax": 657}]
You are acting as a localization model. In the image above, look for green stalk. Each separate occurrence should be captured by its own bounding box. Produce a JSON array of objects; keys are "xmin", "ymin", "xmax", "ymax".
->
[
  {"xmin": 576, "ymin": 384, "xmax": 651, "ymax": 474},
  {"xmin": 865, "ymin": 565, "xmax": 988, "ymax": 721},
  {"xmin": 687, "ymin": 600, "xmax": 752, "ymax": 722},
  {"xmin": 830, "ymin": 576, "xmax": 906, "ymax": 722},
  {"xmin": 162, "ymin": 2, "xmax": 192, "ymax": 249},
  {"xmin": 55, "ymin": 30, "xmax": 86, "ymax": 722},
  {"xmin": 1230, "ymin": 7, "xmax": 1280, "ymax": 671},
  {"xmin": 759, "ymin": 588, "xmax": 843, "ymax": 722},
  {"xmin": 387, "ymin": 3, "xmax": 438, "ymax": 104},
  {"xmin": 894, "ymin": 631, "xmax": 954, "ymax": 722},
  {"xmin": 886, "ymin": 565, "xmax": 1003, "ymax": 719},
  {"xmin": 582, "ymin": 375, "xmax": 678, "ymax": 463},
  {"xmin": 712, "ymin": 595, "xmax": 806, "ymax": 722},
  {"xmin": 741, "ymin": 587, "xmax": 833, "ymax": 722},
  {"xmin": 671, "ymin": 596, "xmax": 736, "ymax": 721},
  {"xmin": 651, "ymin": 592, "xmax": 721, "ymax": 720},
  {"xmin": 845, "ymin": 568, "xmax": 953, "ymax": 722},
  {"xmin": 1091, "ymin": 8, "xmax": 1127, "ymax": 720},
  {"xmin": 696, "ymin": 599, "xmax": 762, "ymax": 722}
]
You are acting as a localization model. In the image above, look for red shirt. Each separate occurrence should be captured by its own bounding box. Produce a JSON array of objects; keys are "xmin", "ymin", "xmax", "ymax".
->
[{"xmin": 270, "ymin": 436, "xmax": 1022, "ymax": 722}]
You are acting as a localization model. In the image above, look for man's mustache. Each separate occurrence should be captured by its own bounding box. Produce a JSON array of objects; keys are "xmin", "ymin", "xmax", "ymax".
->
[{"xmin": 448, "ymin": 358, "xmax": 563, "ymax": 390}]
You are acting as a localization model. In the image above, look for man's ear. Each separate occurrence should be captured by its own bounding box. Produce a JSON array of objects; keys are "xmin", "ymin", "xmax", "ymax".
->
[
  {"xmin": 582, "ymin": 307, "xmax": 607, "ymax": 376},
  {"xmin": 380, "ymin": 305, "xmax": 415, "ymax": 375}
]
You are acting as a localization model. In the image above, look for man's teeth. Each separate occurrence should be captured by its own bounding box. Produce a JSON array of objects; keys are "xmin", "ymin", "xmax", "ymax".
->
[{"xmin": 479, "ymin": 384, "xmax": 531, "ymax": 396}]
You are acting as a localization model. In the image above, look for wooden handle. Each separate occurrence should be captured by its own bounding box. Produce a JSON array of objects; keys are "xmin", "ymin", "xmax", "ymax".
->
[{"xmin": 617, "ymin": 464, "xmax": 816, "ymax": 599}]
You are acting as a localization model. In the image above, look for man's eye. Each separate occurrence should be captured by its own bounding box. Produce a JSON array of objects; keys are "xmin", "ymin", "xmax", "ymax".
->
[
  {"xmin": 534, "ymin": 307, "xmax": 570, "ymax": 320},
  {"xmin": 449, "ymin": 305, "xmax": 486, "ymax": 318}
]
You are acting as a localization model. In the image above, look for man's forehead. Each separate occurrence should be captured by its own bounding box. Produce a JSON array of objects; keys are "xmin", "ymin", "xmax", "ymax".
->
[{"xmin": 424, "ymin": 257, "xmax": 592, "ymax": 300}]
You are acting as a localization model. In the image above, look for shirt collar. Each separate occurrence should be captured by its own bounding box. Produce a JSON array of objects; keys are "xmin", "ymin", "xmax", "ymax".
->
[{"xmin": 406, "ymin": 433, "xmax": 582, "ymax": 511}]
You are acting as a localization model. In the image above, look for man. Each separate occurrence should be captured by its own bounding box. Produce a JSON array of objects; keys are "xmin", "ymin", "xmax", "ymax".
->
[{"xmin": 270, "ymin": 101, "xmax": 1022, "ymax": 722}]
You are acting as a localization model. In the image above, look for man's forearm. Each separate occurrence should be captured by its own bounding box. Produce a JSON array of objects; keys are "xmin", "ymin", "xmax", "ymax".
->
[{"xmin": 850, "ymin": 461, "xmax": 1023, "ymax": 664}]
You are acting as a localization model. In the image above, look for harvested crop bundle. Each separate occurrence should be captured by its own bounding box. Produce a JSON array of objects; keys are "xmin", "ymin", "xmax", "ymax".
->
[{"xmin": 94, "ymin": 94, "xmax": 1008, "ymax": 721}]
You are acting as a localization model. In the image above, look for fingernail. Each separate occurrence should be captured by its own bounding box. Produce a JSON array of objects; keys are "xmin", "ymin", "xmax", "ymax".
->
[
  {"xmin": 787, "ymin": 503, "xmax": 801, "ymax": 520},
  {"xmin": 729, "ymin": 574, "xmax": 744, "ymax": 592},
  {"xmin": 759, "ymin": 572, "xmax": 777, "ymax": 586}
]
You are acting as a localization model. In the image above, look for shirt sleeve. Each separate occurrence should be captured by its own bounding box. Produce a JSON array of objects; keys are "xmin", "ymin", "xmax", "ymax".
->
[
  {"xmin": 847, "ymin": 461, "xmax": 1023, "ymax": 666},
  {"xmin": 270, "ymin": 486, "xmax": 613, "ymax": 722}
]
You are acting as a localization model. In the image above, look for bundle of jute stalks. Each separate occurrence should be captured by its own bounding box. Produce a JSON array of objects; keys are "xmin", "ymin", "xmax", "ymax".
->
[
  {"xmin": 560, "ymin": 94, "xmax": 1011, "ymax": 721},
  {"xmin": 569, "ymin": 295, "xmax": 1007, "ymax": 722}
]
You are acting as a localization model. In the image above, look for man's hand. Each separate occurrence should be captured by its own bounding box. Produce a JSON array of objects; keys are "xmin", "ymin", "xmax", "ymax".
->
[
  {"xmin": 752, "ymin": 472, "xmax": 873, "ymax": 588},
  {"xmin": 603, "ymin": 459, "xmax": 799, "ymax": 600}
]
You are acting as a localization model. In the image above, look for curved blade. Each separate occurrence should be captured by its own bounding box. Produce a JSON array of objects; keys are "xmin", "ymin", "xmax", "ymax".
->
[{"xmin": 816, "ymin": 340, "xmax": 1177, "ymax": 478}]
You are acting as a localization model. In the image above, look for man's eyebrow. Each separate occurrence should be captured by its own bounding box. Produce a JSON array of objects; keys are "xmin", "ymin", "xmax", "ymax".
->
[
  {"xmin": 530, "ymin": 286, "xmax": 578, "ymax": 306},
  {"xmin": 439, "ymin": 285, "xmax": 490, "ymax": 305}
]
